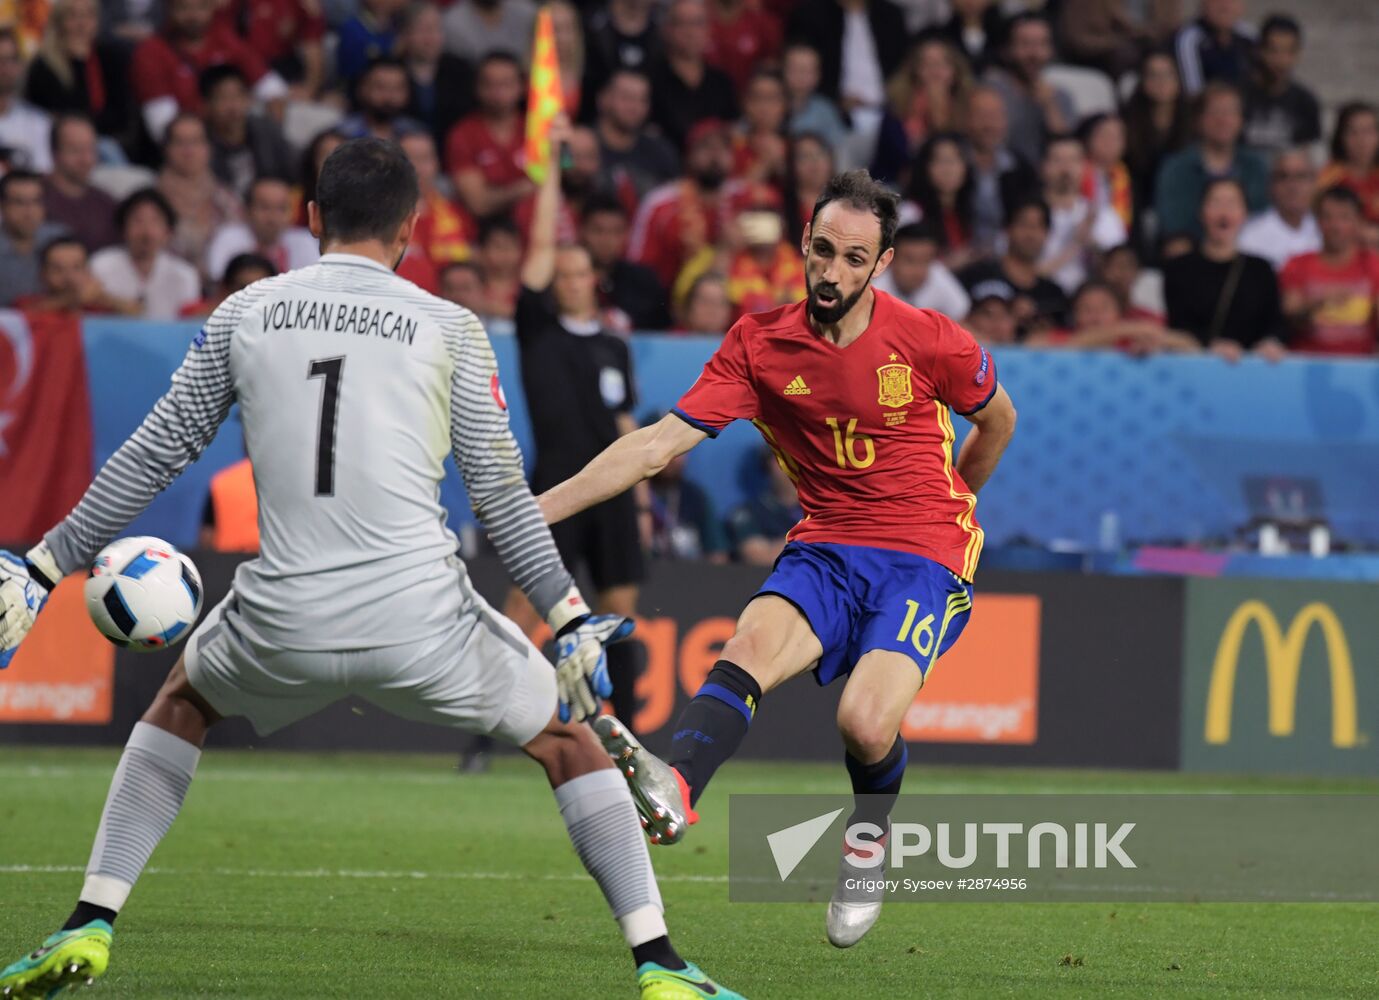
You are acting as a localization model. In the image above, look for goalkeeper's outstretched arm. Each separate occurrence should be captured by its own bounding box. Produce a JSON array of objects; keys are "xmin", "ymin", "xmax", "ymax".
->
[
  {"xmin": 42, "ymin": 294, "xmax": 244, "ymax": 576},
  {"xmin": 537, "ymin": 414, "xmax": 707, "ymax": 526}
]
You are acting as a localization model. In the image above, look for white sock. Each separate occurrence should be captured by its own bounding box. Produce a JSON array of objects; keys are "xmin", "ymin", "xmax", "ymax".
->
[
  {"xmin": 79, "ymin": 721, "xmax": 201, "ymax": 912},
  {"xmin": 554, "ymin": 767, "xmax": 666, "ymax": 947}
]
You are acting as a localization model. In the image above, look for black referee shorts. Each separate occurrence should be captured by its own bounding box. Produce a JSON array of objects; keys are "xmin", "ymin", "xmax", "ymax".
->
[{"xmin": 547, "ymin": 489, "xmax": 646, "ymax": 592}]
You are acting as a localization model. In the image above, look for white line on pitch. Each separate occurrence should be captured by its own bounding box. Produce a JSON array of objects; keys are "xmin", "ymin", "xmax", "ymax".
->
[{"xmin": 0, "ymin": 864, "xmax": 732, "ymax": 884}]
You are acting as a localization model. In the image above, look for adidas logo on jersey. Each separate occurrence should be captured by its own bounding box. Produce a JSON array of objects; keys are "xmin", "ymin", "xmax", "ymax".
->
[{"xmin": 784, "ymin": 376, "xmax": 811, "ymax": 396}]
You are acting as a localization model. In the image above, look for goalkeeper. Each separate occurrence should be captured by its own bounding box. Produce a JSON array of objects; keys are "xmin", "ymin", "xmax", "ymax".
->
[{"xmin": 0, "ymin": 138, "xmax": 740, "ymax": 1000}]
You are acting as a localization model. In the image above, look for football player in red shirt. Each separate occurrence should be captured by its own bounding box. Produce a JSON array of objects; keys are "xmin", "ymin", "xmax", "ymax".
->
[{"xmin": 539, "ymin": 170, "xmax": 1017, "ymax": 948}]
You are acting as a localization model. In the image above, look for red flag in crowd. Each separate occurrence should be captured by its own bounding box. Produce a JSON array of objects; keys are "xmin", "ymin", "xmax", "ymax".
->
[{"xmin": 0, "ymin": 310, "xmax": 94, "ymax": 544}]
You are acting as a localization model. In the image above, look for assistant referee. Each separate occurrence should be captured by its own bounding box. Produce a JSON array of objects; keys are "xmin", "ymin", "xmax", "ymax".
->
[{"xmin": 507, "ymin": 116, "xmax": 647, "ymax": 729}]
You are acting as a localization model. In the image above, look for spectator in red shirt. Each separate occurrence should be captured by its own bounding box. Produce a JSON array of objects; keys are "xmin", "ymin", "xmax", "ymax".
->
[
  {"xmin": 705, "ymin": 0, "xmax": 781, "ymax": 96},
  {"xmin": 17, "ymin": 235, "xmax": 141, "ymax": 316},
  {"xmin": 214, "ymin": 0, "xmax": 326, "ymax": 97},
  {"xmin": 131, "ymin": 0, "xmax": 288, "ymax": 140},
  {"xmin": 1280, "ymin": 185, "xmax": 1379, "ymax": 356},
  {"xmin": 732, "ymin": 69, "xmax": 788, "ymax": 185},
  {"xmin": 627, "ymin": 117, "xmax": 733, "ymax": 289},
  {"xmin": 446, "ymin": 51, "xmax": 532, "ymax": 220}
]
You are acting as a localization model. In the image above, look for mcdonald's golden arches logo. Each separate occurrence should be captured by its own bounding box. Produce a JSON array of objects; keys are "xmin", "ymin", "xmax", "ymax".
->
[{"xmin": 1205, "ymin": 601, "xmax": 1358, "ymax": 748}]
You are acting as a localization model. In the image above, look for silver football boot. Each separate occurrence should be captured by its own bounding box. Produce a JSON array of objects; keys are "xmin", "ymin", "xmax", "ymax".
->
[
  {"xmin": 592, "ymin": 714, "xmax": 695, "ymax": 845},
  {"xmin": 826, "ymin": 849, "xmax": 886, "ymax": 947}
]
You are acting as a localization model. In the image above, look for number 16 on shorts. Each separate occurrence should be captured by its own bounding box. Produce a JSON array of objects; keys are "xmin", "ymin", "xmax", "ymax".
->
[{"xmin": 892, "ymin": 585, "xmax": 972, "ymax": 676}]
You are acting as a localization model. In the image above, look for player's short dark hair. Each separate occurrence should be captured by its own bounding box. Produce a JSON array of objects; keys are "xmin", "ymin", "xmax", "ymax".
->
[
  {"xmin": 580, "ymin": 192, "xmax": 628, "ymax": 224},
  {"xmin": 223, "ymin": 252, "xmax": 277, "ymax": 287},
  {"xmin": 809, "ymin": 169, "xmax": 900, "ymax": 254},
  {"xmin": 315, "ymin": 137, "xmax": 419, "ymax": 244},
  {"xmin": 0, "ymin": 168, "xmax": 42, "ymax": 200},
  {"xmin": 117, "ymin": 187, "xmax": 177, "ymax": 231},
  {"xmin": 892, "ymin": 220, "xmax": 941, "ymax": 247},
  {"xmin": 50, "ymin": 111, "xmax": 96, "ymax": 153},
  {"xmin": 1259, "ymin": 14, "xmax": 1301, "ymax": 44},
  {"xmin": 199, "ymin": 63, "xmax": 248, "ymax": 99},
  {"xmin": 39, "ymin": 233, "xmax": 86, "ymax": 266},
  {"xmin": 1004, "ymin": 197, "xmax": 1051, "ymax": 230},
  {"xmin": 477, "ymin": 214, "xmax": 520, "ymax": 245},
  {"xmin": 1317, "ymin": 184, "xmax": 1364, "ymax": 214}
]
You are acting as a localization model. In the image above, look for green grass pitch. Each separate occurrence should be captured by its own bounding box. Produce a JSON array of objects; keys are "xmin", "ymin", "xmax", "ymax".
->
[{"xmin": 2, "ymin": 747, "xmax": 1377, "ymax": 998}]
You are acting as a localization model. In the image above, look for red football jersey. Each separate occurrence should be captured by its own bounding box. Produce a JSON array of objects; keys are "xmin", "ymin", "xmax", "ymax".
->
[{"xmin": 674, "ymin": 290, "xmax": 997, "ymax": 580}]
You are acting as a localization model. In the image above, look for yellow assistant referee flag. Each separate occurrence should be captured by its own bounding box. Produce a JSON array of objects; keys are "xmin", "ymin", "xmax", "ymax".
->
[{"xmin": 524, "ymin": 6, "xmax": 564, "ymax": 184}]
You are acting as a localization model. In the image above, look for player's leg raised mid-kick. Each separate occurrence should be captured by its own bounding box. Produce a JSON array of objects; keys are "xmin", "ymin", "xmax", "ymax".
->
[{"xmin": 536, "ymin": 170, "xmax": 1016, "ymax": 948}]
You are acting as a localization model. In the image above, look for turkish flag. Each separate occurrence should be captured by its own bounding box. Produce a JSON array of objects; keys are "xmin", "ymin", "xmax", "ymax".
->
[{"xmin": 0, "ymin": 310, "xmax": 94, "ymax": 545}]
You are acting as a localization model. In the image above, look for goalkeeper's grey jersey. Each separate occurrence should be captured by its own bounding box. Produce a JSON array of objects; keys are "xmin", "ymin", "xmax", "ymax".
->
[{"xmin": 45, "ymin": 253, "xmax": 574, "ymax": 649}]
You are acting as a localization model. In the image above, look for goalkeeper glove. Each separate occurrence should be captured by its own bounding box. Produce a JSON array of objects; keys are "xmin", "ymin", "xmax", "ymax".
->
[
  {"xmin": 0, "ymin": 542, "xmax": 60, "ymax": 669},
  {"xmin": 553, "ymin": 612, "xmax": 636, "ymax": 724}
]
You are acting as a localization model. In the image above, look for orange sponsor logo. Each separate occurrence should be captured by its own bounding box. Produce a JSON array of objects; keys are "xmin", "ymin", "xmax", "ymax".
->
[
  {"xmin": 0, "ymin": 576, "xmax": 114, "ymax": 724},
  {"xmin": 901, "ymin": 594, "xmax": 1040, "ymax": 744}
]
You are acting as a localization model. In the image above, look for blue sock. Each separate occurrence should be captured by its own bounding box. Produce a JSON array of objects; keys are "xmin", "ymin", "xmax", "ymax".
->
[
  {"xmin": 845, "ymin": 735, "xmax": 907, "ymax": 831},
  {"xmin": 668, "ymin": 660, "xmax": 761, "ymax": 807}
]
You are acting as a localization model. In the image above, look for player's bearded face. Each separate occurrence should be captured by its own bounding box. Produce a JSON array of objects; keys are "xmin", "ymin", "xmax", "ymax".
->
[{"xmin": 805, "ymin": 262, "xmax": 872, "ymax": 324}]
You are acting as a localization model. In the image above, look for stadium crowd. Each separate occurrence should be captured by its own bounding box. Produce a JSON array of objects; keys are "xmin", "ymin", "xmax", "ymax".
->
[{"xmin": 3, "ymin": 0, "xmax": 1378, "ymax": 559}]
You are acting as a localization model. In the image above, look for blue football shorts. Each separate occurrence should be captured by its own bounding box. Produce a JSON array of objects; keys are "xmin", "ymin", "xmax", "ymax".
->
[{"xmin": 756, "ymin": 541, "xmax": 974, "ymax": 685}]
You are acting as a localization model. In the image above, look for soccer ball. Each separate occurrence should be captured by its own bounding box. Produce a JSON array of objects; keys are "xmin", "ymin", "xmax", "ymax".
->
[{"xmin": 84, "ymin": 537, "xmax": 204, "ymax": 651}]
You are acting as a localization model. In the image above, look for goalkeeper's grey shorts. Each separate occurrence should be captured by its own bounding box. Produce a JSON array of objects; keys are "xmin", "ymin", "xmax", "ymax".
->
[{"xmin": 184, "ymin": 586, "xmax": 557, "ymax": 745}]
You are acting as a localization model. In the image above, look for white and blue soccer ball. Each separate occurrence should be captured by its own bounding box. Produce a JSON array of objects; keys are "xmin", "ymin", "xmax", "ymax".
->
[{"xmin": 84, "ymin": 537, "xmax": 204, "ymax": 651}]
